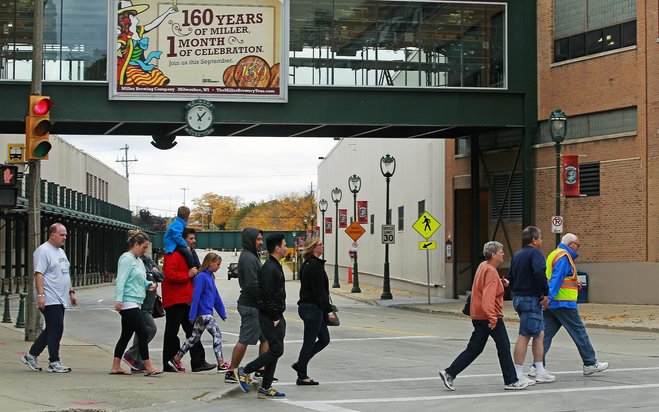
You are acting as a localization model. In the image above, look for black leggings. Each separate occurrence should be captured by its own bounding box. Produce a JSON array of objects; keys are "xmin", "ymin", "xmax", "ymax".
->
[{"xmin": 114, "ymin": 307, "xmax": 150, "ymax": 361}]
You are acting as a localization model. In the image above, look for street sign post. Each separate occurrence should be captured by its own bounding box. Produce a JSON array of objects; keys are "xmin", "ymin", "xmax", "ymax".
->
[
  {"xmin": 345, "ymin": 221, "xmax": 365, "ymax": 242},
  {"xmin": 381, "ymin": 224, "xmax": 395, "ymax": 244},
  {"xmin": 551, "ymin": 216, "xmax": 564, "ymax": 234},
  {"xmin": 413, "ymin": 211, "xmax": 441, "ymax": 240}
]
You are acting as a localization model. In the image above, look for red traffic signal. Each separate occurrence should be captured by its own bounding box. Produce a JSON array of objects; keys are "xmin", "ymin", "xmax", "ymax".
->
[
  {"xmin": 26, "ymin": 95, "xmax": 53, "ymax": 160},
  {"xmin": 0, "ymin": 165, "xmax": 18, "ymax": 187}
]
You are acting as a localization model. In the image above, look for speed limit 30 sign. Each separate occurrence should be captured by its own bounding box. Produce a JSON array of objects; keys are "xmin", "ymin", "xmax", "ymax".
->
[{"xmin": 381, "ymin": 224, "xmax": 395, "ymax": 244}]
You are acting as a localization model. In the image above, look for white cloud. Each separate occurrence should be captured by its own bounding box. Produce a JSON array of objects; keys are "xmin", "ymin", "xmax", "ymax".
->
[{"xmin": 60, "ymin": 135, "xmax": 337, "ymax": 217}]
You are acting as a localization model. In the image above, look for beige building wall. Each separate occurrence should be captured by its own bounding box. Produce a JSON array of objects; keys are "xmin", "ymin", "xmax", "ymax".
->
[{"xmin": 318, "ymin": 138, "xmax": 448, "ymax": 297}]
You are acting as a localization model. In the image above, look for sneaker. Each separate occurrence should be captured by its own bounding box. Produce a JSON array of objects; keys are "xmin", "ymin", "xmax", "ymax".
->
[
  {"xmin": 235, "ymin": 367, "xmax": 251, "ymax": 393},
  {"xmin": 167, "ymin": 358, "xmax": 181, "ymax": 372},
  {"xmin": 123, "ymin": 356, "xmax": 140, "ymax": 371},
  {"xmin": 439, "ymin": 370, "xmax": 455, "ymax": 391},
  {"xmin": 224, "ymin": 371, "xmax": 237, "ymax": 383},
  {"xmin": 518, "ymin": 375, "xmax": 536, "ymax": 386},
  {"xmin": 583, "ymin": 361, "xmax": 609, "ymax": 376},
  {"xmin": 47, "ymin": 361, "xmax": 72, "ymax": 373},
  {"xmin": 254, "ymin": 370, "xmax": 278, "ymax": 383},
  {"xmin": 528, "ymin": 364, "xmax": 553, "ymax": 378},
  {"xmin": 21, "ymin": 354, "xmax": 42, "ymax": 372},
  {"xmin": 504, "ymin": 380, "xmax": 528, "ymax": 390},
  {"xmin": 217, "ymin": 361, "xmax": 231, "ymax": 372},
  {"xmin": 257, "ymin": 387, "xmax": 286, "ymax": 399},
  {"xmin": 533, "ymin": 369, "xmax": 556, "ymax": 383}
]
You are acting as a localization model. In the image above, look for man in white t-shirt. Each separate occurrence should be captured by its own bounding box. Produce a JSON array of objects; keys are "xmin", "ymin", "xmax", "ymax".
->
[{"xmin": 20, "ymin": 223, "xmax": 77, "ymax": 373}]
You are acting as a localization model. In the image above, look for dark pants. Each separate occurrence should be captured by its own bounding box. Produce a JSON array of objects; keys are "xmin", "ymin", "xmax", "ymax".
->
[
  {"xmin": 244, "ymin": 316, "xmax": 286, "ymax": 389},
  {"xmin": 296, "ymin": 303, "xmax": 330, "ymax": 379},
  {"xmin": 114, "ymin": 307, "xmax": 151, "ymax": 360},
  {"xmin": 445, "ymin": 318, "xmax": 518, "ymax": 385},
  {"xmin": 124, "ymin": 310, "xmax": 157, "ymax": 368},
  {"xmin": 30, "ymin": 304, "xmax": 65, "ymax": 362},
  {"xmin": 162, "ymin": 303, "xmax": 206, "ymax": 369}
]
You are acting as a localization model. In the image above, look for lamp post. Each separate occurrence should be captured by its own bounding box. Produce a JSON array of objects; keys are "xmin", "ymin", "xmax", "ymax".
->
[
  {"xmin": 331, "ymin": 187, "xmax": 342, "ymax": 288},
  {"xmin": 302, "ymin": 216, "xmax": 309, "ymax": 234},
  {"xmin": 292, "ymin": 227, "xmax": 298, "ymax": 280},
  {"xmin": 380, "ymin": 154, "xmax": 396, "ymax": 300},
  {"xmin": 319, "ymin": 199, "xmax": 328, "ymax": 248},
  {"xmin": 549, "ymin": 108, "xmax": 568, "ymax": 247},
  {"xmin": 181, "ymin": 187, "xmax": 190, "ymax": 206},
  {"xmin": 348, "ymin": 174, "xmax": 362, "ymax": 293}
]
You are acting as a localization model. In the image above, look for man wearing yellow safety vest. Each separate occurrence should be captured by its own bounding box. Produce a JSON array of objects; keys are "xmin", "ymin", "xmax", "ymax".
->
[{"xmin": 531, "ymin": 233, "xmax": 609, "ymax": 377}]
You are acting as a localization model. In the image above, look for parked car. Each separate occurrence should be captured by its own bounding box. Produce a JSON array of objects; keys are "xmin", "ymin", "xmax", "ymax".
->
[{"xmin": 227, "ymin": 262, "xmax": 239, "ymax": 280}]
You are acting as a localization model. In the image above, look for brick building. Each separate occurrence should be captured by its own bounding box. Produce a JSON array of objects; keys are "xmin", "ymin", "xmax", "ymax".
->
[{"xmin": 445, "ymin": 0, "xmax": 658, "ymax": 304}]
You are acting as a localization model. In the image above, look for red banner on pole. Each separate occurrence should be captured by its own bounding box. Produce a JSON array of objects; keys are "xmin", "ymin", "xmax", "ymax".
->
[
  {"xmin": 339, "ymin": 209, "xmax": 348, "ymax": 228},
  {"xmin": 324, "ymin": 217, "xmax": 332, "ymax": 234},
  {"xmin": 562, "ymin": 154, "xmax": 580, "ymax": 197},
  {"xmin": 313, "ymin": 226, "xmax": 320, "ymax": 238},
  {"xmin": 357, "ymin": 201, "xmax": 368, "ymax": 224}
]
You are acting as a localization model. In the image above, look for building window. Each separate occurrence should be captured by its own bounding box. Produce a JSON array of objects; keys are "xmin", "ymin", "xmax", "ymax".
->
[
  {"xmin": 491, "ymin": 173, "xmax": 523, "ymax": 221},
  {"xmin": 554, "ymin": 20, "xmax": 636, "ymax": 63},
  {"xmin": 580, "ymin": 162, "xmax": 600, "ymax": 196},
  {"xmin": 418, "ymin": 200, "xmax": 425, "ymax": 217},
  {"xmin": 554, "ymin": 0, "xmax": 636, "ymax": 39},
  {"xmin": 536, "ymin": 107, "xmax": 637, "ymax": 144},
  {"xmin": 370, "ymin": 214, "xmax": 375, "ymax": 234},
  {"xmin": 386, "ymin": 208, "xmax": 392, "ymax": 225},
  {"xmin": 397, "ymin": 206, "xmax": 404, "ymax": 231}
]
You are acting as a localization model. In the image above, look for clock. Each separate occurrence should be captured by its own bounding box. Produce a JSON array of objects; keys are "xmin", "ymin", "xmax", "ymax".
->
[{"xmin": 184, "ymin": 99, "xmax": 215, "ymax": 137}]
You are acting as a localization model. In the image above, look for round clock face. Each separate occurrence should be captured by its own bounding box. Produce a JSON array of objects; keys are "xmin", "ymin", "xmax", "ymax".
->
[{"xmin": 187, "ymin": 105, "xmax": 213, "ymax": 132}]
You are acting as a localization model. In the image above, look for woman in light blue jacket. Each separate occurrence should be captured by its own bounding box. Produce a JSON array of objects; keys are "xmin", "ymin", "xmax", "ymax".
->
[{"xmin": 110, "ymin": 230, "xmax": 162, "ymax": 376}]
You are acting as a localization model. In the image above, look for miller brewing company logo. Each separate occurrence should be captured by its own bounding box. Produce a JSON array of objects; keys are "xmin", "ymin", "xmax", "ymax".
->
[{"xmin": 564, "ymin": 166, "xmax": 577, "ymax": 185}]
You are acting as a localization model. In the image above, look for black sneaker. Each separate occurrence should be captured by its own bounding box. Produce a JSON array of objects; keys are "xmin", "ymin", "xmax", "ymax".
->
[
  {"xmin": 191, "ymin": 362, "xmax": 216, "ymax": 372},
  {"xmin": 225, "ymin": 371, "xmax": 238, "ymax": 383},
  {"xmin": 254, "ymin": 370, "xmax": 278, "ymax": 382}
]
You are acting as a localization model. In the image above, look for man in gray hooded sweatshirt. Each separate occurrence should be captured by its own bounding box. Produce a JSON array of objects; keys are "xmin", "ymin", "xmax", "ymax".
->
[{"xmin": 225, "ymin": 228, "xmax": 269, "ymax": 383}]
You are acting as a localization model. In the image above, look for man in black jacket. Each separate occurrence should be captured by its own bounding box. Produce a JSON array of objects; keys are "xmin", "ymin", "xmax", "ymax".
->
[
  {"xmin": 235, "ymin": 233, "xmax": 287, "ymax": 398},
  {"xmin": 225, "ymin": 228, "xmax": 267, "ymax": 383}
]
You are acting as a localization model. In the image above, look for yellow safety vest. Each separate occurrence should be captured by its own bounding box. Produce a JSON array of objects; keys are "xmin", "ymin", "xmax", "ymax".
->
[{"xmin": 545, "ymin": 248, "xmax": 579, "ymax": 302}]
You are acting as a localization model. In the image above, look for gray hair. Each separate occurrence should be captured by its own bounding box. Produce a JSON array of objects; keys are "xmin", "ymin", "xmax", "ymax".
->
[
  {"xmin": 522, "ymin": 226, "xmax": 541, "ymax": 245},
  {"xmin": 561, "ymin": 233, "xmax": 578, "ymax": 245},
  {"xmin": 483, "ymin": 241, "xmax": 503, "ymax": 260}
]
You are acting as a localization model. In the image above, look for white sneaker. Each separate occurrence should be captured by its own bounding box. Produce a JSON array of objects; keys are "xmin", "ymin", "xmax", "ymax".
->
[
  {"xmin": 47, "ymin": 361, "xmax": 72, "ymax": 373},
  {"xmin": 504, "ymin": 380, "xmax": 528, "ymax": 390},
  {"xmin": 533, "ymin": 369, "xmax": 556, "ymax": 383},
  {"xmin": 528, "ymin": 364, "xmax": 553, "ymax": 378},
  {"xmin": 583, "ymin": 361, "xmax": 608, "ymax": 376},
  {"xmin": 21, "ymin": 354, "xmax": 42, "ymax": 372},
  {"xmin": 519, "ymin": 375, "xmax": 536, "ymax": 386}
]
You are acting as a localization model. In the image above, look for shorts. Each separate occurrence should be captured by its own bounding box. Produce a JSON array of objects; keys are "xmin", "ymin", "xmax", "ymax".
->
[
  {"xmin": 513, "ymin": 295, "xmax": 544, "ymax": 338},
  {"xmin": 237, "ymin": 304, "xmax": 261, "ymax": 345}
]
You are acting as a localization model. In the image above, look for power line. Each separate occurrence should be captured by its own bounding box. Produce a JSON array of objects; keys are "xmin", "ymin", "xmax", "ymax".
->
[
  {"xmin": 116, "ymin": 144, "xmax": 138, "ymax": 178},
  {"xmin": 131, "ymin": 171, "xmax": 314, "ymax": 178}
]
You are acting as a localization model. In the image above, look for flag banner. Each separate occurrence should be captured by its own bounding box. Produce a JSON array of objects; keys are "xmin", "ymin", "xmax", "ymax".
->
[
  {"xmin": 357, "ymin": 201, "xmax": 368, "ymax": 224},
  {"xmin": 313, "ymin": 226, "xmax": 320, "ymax": 238},
  {"xmin": 562, "ymin": 154, "xmax": 580, "ymax": 197},
  {"xmin": 324, "ymin": 217, "xmax": 332, "ymax": 234},
  {"xmin": 339, "ymin": 209, "xmax": 348, "ymax": 228}
]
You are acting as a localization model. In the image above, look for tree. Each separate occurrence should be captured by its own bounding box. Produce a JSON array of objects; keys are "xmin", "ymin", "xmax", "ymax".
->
[
  {"xmin": 239, "ymin": 192, "xmax": 317, "ymax": 231},
  {"xmin": 190, "ymin": 193, "xmax": 239, "ymax": 230},
  {"xmin": 132, "ymin": 208, "xmax": 167, "ymax": 232}
]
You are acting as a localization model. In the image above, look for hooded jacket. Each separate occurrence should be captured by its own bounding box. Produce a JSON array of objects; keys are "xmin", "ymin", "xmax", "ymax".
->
[{"xmin": 236, "ymin": 228, "xmax": 263, "ymax": 307}]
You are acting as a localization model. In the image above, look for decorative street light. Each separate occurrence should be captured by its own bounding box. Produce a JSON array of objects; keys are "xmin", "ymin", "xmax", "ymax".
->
[
  {"xmin": 309, "ymin": 211, "xmax": 316, "ymax": 227},
  {"xmin": 331, "ymin": 187, "xmax": 342, "ymax": 288},
  {"xmin": 549, "ymin": 108, "xmax": 568, "ymax": 247},
  {"xmin": 318, "ymin": 199, "xmax": 328, "ymax": 248},
  {"xmin": 380, "ymin": 154, "xmax": 396, "ymax": 300},
  {"xmin": 302, "ymin": 216, "xmax": 309, "ymax": 233},
  {"xmin": 348, "ymin": 174, "xmax": 362, "ymax": 293},
  {"xmin": 292, "ymin": 226, "xmax": 298, "ymax": 280}
]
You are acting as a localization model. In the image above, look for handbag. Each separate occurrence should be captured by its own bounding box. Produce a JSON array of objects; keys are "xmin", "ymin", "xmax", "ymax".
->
[
  {"xmin": 327, "ymin": 297, "xmax": 340, "ymax": 326},
  {"xmin": 152, "ymin": 294, "xmax": 165, "ymax": 318},
  {"xmin": 462, "ymin": 294, "xmax": 471, "ymax": 316}
]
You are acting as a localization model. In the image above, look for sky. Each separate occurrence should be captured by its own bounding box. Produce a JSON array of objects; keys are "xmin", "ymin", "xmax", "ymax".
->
[{"xmin": 59, "ymin": 135, "xmax": 338, "ymax": 218}]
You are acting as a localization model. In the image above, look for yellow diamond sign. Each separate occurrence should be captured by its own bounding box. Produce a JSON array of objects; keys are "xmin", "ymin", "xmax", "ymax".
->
[
  {"xmin": 345, "ymin": 221, "xmax": 366, "ymax": 242},
  {"xmin": 413, "ymin": 211, "xmax": 441, "ymax": 239}
]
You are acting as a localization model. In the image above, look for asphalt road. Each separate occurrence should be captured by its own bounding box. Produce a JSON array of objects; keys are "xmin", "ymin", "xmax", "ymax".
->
[{"xmin": 51, "ymin": 251, "xmax": 659, "ymax": 411}]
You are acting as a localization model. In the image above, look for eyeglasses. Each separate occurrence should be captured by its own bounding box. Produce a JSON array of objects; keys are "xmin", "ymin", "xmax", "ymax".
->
[{"xmin": 571, "ymin": 242, "xmax": 581, "ymax": 249}]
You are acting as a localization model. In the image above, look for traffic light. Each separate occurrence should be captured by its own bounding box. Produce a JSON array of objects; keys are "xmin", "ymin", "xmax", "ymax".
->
[
  {"xmin": 0, "ymin": 164, "xmax": 19, "ymax": 208},
  {"xmin": 25, "ymin": 95, "xmax": 53, "ymax": 160}
]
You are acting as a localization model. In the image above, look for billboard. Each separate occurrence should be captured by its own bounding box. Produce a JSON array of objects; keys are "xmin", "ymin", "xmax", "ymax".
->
[{"xmin": 108, "ymin": 0, "xmax": 288, "ymax": 102}]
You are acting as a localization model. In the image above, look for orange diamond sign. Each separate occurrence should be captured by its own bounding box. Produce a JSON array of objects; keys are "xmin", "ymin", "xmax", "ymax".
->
[{"xmin": 345, "ymin": 221, "xmax": 366, "ymax": 242}]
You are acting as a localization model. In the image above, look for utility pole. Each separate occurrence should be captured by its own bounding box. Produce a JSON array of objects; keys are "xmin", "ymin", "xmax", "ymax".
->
[
  {"xmin": 181, "ymin": 187, "xmax": 190, "ymax": 206},
  {"xmin": 116, "ymin": 144, "xmax": 137, "ymax": 178},
  {"xmin": 26, "ymin": 0, "xmax": 45, "ymax": 341}
]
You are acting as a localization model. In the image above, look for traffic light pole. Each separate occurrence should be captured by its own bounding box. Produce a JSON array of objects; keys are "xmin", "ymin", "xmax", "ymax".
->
[{"xmin": 26, "ymin": 0, "xmax": 45, "ymax": 342}]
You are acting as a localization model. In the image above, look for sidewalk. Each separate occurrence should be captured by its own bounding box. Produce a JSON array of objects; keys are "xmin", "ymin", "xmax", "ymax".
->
[{"xmin": 330, "ymin": 281, "xmax": 659, "ymax": 333}]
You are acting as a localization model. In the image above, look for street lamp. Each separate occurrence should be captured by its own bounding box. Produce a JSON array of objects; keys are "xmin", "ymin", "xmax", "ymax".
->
[
  {"xmin": 380, "ymin": 154, "xmax": 396, "ymax": 300},
  {"xmin": 292, "ymin": 226, "xmax": 298, "ymax": 280},
  {"xmin": 331, "ymin": 187, "xmax": 342, "ymax": 288},
  {"xmin": 302, "ymin": 216, "xmax": 309, "ymax": 233},
  {"xmin": 318, "ymin": 199, "xmax": 328, "ymax": 248},
  {"xmin": 549, "ymin": 108, "xmax": 568, "ymax": 247},
  {"xmin": 348, "ymin": 174, "xmax": 361, "ymax": 293},
  {"xmin": 310, "ymin": 211, "xmax": 316, "ymax": 227}
]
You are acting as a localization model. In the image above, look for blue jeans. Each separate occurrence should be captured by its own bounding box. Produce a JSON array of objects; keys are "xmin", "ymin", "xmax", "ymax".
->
[
  {"xmin": 513, "ymin": 295, "xmax": 544, "ymax": 338},
  {"xmin": 445, "ymin": 318, "xmax": 518, "ymax": 385},
  {"xmin": 295, "ymin": 303, "xmax": 330, "ymax": 379},
  {"xmin": 30, "ymin": 304, "xmax": 65, "ymax": 363},
  {"xmin": 543, "ymin": 307, "xmax": 597, "ymax": 366}
]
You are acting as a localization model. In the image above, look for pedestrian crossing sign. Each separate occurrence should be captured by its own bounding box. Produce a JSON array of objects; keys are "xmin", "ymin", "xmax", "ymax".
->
[{"xmin": 413, "ymin": 211, "xmax": 441, "ymax": 239}]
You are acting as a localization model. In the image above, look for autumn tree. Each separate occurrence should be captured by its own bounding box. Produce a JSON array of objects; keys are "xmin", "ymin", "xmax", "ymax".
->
[
  {"xmin": 190, "ymin": 193, "xmax": 239, "ymax": 230},
  {"xmin": 239, "ymin": 192, "xmax": 317, "ymax": 231}
]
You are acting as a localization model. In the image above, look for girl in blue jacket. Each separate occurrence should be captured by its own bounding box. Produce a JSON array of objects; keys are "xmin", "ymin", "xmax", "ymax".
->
[{"xmin": 168, "ymin": 252, "xmax": 230, "ymax": 371}]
